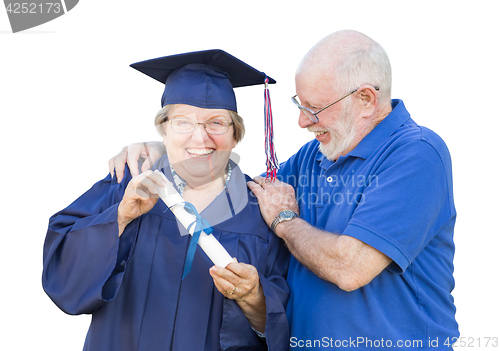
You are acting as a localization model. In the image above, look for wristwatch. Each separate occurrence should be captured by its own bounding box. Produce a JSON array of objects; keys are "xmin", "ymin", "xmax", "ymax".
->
[{"xmin": 270, "ymin": 210, "xmax": 297, "ymax": 234}]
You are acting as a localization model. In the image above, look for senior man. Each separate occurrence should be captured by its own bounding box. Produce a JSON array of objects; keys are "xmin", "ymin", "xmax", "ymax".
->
[{"xmin": 110, "ymin": 30, "xmax": 458, "ymax": 350}]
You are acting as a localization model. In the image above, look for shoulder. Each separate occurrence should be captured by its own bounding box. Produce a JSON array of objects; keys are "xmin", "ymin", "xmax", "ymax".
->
[
  {"xmin": 288, "ymin": 139, "xmax": 320, "ymax": 162},
  {"xmin": 276, "ymin": 139, "xmax": 319, "ymax": 183},
  {"xmin": 389, "ymin": 120, "xmax": 452, "ymax": 171},
  {"xmin": 215, "ymin": 170, "xmax": 273, "ymax": 241}
]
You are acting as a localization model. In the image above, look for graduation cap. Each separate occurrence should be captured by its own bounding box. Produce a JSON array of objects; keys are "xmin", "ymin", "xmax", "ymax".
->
[
  {"xmin": 130, "ymin": 49, "xmax": 276, "ymax": 112},
  {"xmin": 131, "ymin": 49, "xmax": 279, "ymax": 180}
]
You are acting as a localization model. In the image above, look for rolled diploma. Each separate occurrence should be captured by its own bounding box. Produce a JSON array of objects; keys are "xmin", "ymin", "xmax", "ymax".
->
[{"xmin": 154, "ymin": 170, "xmax": 235, "ymax": 268}]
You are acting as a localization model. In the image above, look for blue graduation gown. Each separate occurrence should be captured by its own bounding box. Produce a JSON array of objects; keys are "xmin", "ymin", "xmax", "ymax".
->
[{"xmin": 42, "ymin": 158, "xmax": 290, "ymax": 351}]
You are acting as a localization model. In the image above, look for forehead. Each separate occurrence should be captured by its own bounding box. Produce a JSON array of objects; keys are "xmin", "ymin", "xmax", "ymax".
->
[
  {"xmin": 169, "ymin": 104, "xmax": 231, "ymax": 120},
  {"xmin": 295, "ymin": 63, "xmax": 336, "ymax": 106}
]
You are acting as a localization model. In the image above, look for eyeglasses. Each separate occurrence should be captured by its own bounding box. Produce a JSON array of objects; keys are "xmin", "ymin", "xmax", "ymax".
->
[
  {"xmin": 168, "ymin": 117, "xmax": 233, "ymax": 135},
  {"xmin": 291, "ymin": 86, "xmax": 380, "ymax": 123}
]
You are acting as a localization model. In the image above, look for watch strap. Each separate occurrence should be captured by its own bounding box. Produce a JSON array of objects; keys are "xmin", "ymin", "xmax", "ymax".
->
[{"xmin": 271, "ymin": 210, "xmax": 297, "ymax": 233}]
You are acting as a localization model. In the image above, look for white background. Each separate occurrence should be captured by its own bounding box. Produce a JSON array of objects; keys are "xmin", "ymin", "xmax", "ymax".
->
[{"xmin": 1, "ymin": 1, "xmax": 498, "ymax": 349}]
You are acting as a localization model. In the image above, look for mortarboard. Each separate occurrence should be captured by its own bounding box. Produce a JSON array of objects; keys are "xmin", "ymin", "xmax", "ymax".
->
[
  {"xmin": 130, "ymin": 49, "xmax": 279, "ymax": 180},
  {"xmin": 130, "ymin": 49, "xmax": 276, "ymax": 112}
]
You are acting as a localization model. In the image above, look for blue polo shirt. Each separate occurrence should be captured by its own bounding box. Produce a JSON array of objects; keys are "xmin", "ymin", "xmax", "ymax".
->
[{"xmin": 278, "ymin": 100, "xmax": 458, "ymax": 350}]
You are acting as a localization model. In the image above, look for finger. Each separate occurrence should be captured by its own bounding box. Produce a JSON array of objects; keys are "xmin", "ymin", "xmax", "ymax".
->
[
  {"xmin": 210, "ymin": 265, "xmax": 241, "ymax": 286},
  {"xmin": 141, "ymin": 157, "xmax": 153, "ymax": 173},
  {"xmin": 108, "ymin": 157, "xmax": 116, "ymax": 179},
  {"xmin": 210, "ymin": 267, "xmax": 236, "ymax": 294},
  {"xmin": 215, "ymin": 281, "xmax": 236, "ymax": 298},
  {"xmin": 140, "ymin": 142, "xmax": 152, "ymax": 173},
  {"xmin": 135, "ymin": 187, "xmax": 159, "ymax": 200},
  {"xmin": 247, "ymin": 180, "xmax": 264, "ymax": 197},
  {"xmin": 132, "ymin": 171, "xmax": 159, "ymax": 195},
  {"xmin": 225, "ymin": 262, "xmax": 256, "ymax": 280},
  {"xmin": 113, "ymin": 147, "xmax": 129, "ymax": 183},
  {"xmin": 127, "ymin": 145, "xmax": 142, "ymax": 179},
  {"xmin": 253, "ymin": 176, "xmax": 265, "ymax": 184},
  {"xmin": 149, "ymin": 141, "xmax": 165, "ymax": 164},
  {"xmin": 146, "ymin": 170, "xmax": 167, "ymax": 187}
]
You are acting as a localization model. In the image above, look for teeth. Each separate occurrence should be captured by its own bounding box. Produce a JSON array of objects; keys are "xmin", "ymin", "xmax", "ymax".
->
[
  {"xmin": 314, "ymin": 131, "xmax": 327, "ymax": 136},
  {"xmin": 187, "ymin": 148, "xmax": 214, "ymax": 156}
]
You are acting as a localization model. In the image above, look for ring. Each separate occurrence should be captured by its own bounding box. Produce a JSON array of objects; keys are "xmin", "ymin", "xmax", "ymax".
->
[
  {"xmin": 260, "ymin": 179, "xmax": 268, "ymax": 186},
  {"xmin": 226, "ymin": 286, "xmax": 236, "ymax": 295}
]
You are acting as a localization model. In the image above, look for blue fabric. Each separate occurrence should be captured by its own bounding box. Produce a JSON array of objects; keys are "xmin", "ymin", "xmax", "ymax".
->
[
  {"xmin": 162, "ymin": 63, "xmax": 237, "ymax": 111},
  {"xmin": 277, "ymin": 100, "xmax": 458, "ymax": 350},
  {"xmin": 130, "ymin": 50, "xmax": 276, "ymax": 112},
  {"xmin": 181, "ymin": 201, "xmax": 214, "ymax": 279},
  {"xmin": 42, "ymin": 157, "xmax": 290, "ymax": 351}
]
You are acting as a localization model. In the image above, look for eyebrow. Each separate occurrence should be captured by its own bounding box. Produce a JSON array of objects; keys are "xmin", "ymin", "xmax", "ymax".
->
[{"xmin": 171, "ymin": 115, "xmax": 230, "ymax": 121}]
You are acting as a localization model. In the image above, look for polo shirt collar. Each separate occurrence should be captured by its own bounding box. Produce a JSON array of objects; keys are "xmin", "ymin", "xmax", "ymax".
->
[
  {"xmin": 315, "ymin": 99, "xmax": 410, "ymax": 167},
  {"xmin": 348, "ymin": 99, "xmax": 409, "ymax": 159}
]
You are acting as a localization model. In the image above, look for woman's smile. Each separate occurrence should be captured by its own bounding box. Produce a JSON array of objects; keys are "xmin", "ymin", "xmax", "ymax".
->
[{"xmin": 186, "ymin": 147, "xmax": 215, "ymax": 158}]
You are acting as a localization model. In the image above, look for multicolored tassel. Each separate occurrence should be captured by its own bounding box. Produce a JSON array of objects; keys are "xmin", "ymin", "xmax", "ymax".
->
[{"xmin": 264, "ymin": 77, "xmax": 279, "ymax": 181}]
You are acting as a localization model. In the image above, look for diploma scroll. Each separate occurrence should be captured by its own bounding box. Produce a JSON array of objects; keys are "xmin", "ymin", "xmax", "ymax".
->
[{"xmin": 154, "ymin": 170, "xmax": 235, "ymax": 268}]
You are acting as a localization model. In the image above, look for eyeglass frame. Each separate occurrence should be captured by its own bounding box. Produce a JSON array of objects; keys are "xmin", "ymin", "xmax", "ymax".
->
[
  {"xmin": 291, "ymin": 86, "xmax": 380, "ymax": 123},
  {"xmin": 166, "ymin": 117, "xmax": 234, "ymax": 135}
]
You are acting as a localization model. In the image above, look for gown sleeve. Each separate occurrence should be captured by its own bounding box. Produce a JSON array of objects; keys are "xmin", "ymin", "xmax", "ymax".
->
[
  {"xmin": 259, "ymin": 230, "xmax": 290, "ymax": 351},
  {"xmin": 42, "ymin": 166, "xmax": 138, "ymax": 315},
  {"xmin": 220, "ymin": 225, "xmax": 290, "ymax": 351}
]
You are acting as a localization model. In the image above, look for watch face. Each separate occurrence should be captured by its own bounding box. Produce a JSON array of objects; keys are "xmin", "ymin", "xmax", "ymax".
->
[{"xmin": 281, "ymin": 210, "xmax": 295, "ymax": 219}]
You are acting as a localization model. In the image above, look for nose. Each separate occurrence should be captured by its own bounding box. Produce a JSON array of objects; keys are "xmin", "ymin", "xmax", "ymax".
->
[
  {"xmin": 191, "ymin": 123, "xmax": 210, "ymax": 143},
  {"xmin": 298, "ymin": 111, "xmax": 315, "ymax": 129}
]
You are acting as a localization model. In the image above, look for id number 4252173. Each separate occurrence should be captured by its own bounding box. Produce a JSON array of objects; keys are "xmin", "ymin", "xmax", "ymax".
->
[
  {"xmin": 445, "ymin": 337, "xmax": 498, "ymax": 348},
  {"xmin": 5, "ymin": 3, "xmax": 62, "ymax": 14}
]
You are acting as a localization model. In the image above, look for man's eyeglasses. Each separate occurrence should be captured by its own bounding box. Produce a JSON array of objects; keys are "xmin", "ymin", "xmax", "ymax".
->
[
  {"xmin": 168, "ymin": 118, "xmax": 233, "ymax": 135},
  {"xmin": 291, "ymin": 86, "xmax": 380, "ymax": 123}
]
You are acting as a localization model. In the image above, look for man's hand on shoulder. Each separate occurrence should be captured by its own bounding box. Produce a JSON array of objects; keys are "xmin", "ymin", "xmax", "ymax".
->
[
  {"xmin": 247, "ymin": 176, "xmax": 300, "ymax": 233},
  {"xmin": 109, "ymin": 141, "xmax": 165, "ymax": 183}
]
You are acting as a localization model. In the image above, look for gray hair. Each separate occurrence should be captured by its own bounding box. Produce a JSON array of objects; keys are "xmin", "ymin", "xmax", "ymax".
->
[{"xmin": 334, "ymin": 36, "xmax": 392, "ymax": 103}]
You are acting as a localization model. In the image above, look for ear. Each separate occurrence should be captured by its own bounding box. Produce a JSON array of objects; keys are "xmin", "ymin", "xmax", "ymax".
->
[{"xmin": 357, "ymin": 85, "xmax": 378, "ymax": 117}]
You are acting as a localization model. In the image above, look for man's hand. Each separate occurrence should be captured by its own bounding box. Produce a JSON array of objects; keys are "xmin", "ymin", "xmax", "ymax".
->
[
  {"xmin": 248, "ymin": 178, "xmax": 391, "ymax": 291},
  {"xmin": 109, "ymin": 141, "xmax": 165, "ymax": 183},
  {"xmin": 247, "ymin": 176, "xmax": 299, "ymax": 233}
]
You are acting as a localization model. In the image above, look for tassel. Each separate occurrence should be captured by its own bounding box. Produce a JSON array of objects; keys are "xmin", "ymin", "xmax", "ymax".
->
[{"xmin": 264, "ymin": 76, "xmax": 279, "ymax": 181}]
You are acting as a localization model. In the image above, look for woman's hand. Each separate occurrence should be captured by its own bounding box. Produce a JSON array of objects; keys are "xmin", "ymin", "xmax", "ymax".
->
[
  {"xmin": 209, "ymin": 259, "xmax": 266, "ymax": 333},
  {"xmin": 117, "ymin": 170, "xmax": 166, "ymax": 236}
]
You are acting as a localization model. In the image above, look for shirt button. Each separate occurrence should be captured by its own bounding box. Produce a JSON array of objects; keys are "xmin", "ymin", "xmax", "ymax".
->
[{"xmin": 327, "ymin": 176, "xmax": 333, "ymax": 182}]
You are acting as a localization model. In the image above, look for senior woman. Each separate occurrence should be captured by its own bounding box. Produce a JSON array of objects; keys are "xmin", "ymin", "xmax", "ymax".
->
[{"xmin": 42, "ymin": 50, "xmax": 290, "ymax": 351}]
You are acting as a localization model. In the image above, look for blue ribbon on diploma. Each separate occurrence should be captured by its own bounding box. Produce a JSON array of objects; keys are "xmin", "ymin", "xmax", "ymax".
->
[{"xmin": 180, "ymin": 202, "xmax": 214, "ymax": 279}]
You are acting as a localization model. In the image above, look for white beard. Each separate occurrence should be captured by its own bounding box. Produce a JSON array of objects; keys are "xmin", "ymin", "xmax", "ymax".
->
[{"xmin": 311, "ymin": 102, "xmax": 358, "ymax": 161}]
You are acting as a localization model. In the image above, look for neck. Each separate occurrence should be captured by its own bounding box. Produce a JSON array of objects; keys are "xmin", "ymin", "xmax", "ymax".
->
[
  {"xmin": 184, "ymin": 173, "xmax": 226, "ymax": 193},
  {"xmin": 330, "ymin": 102, "xmax": 393, "ymax": 161},
  {"xmin": 182, "ymin": 175, "xmax": 226, "ymax": 212}
]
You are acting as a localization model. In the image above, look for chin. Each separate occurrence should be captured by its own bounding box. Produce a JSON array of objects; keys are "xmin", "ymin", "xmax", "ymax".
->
[
  {"xmin": 319, "ymin": 143, "xmax": 342, "ymax": 161},
  {"xmin": 175, "ymin": 151, "xmax": 231, "ymax": 185}
]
